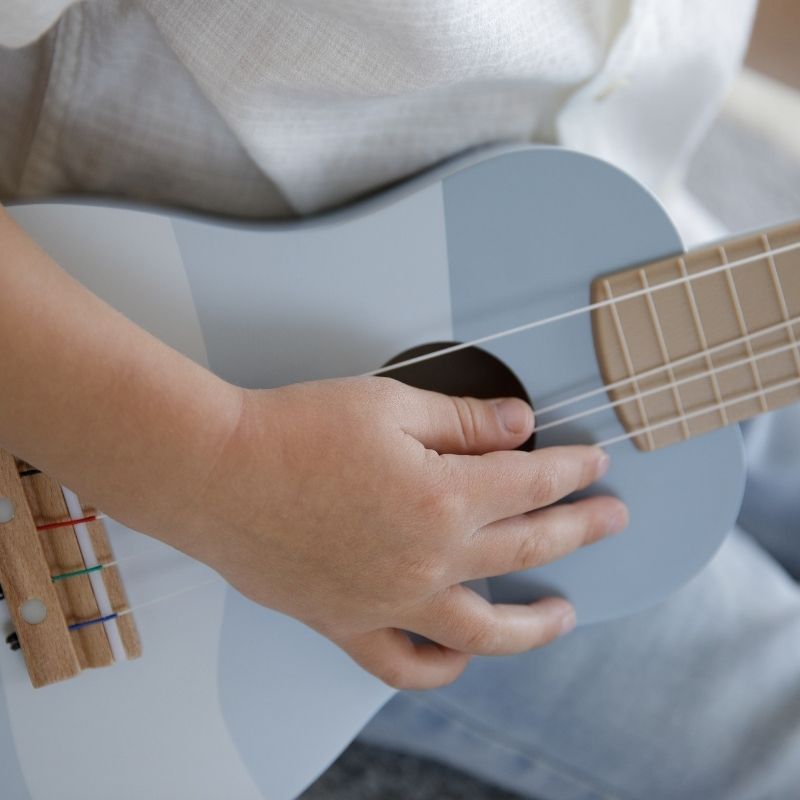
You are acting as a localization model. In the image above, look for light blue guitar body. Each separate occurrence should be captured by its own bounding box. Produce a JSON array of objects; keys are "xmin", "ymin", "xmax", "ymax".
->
[{"xmin": 0, "ymin": 147, "xmax": 744, "ymax": 799}]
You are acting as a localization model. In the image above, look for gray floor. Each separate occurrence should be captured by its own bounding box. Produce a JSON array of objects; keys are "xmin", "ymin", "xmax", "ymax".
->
[{"xmin": 299, "ymin": 114, "xmax": 800, "ymax": 800}]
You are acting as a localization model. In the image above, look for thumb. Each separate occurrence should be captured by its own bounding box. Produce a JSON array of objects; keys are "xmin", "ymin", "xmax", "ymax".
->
[{"xmin": 402, "ymin": 388, "xmax": 534, "ymax": 455}]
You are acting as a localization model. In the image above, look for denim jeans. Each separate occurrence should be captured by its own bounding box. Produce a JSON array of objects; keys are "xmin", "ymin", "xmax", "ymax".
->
[{"xmin": 361, "ymin": 405, "xmax": 800, "ymax": 800}]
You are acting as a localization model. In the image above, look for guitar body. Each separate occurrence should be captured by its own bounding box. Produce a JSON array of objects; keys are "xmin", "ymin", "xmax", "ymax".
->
[{"xmin": 0, "ymin": 146, "xmax": 744, "ymax": 799}]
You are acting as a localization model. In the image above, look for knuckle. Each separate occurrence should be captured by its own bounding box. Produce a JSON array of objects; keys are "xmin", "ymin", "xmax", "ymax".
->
[
  {"xmin": 377, "ymin": 663, "xmax": 412, "ymax": 690},
  {"xmin": 512, "ymin": 528, "xmax": 552, "ymax": 570},
  {"xmin": 362, "ymin": 376, "xmax": 404, "ymax": 416},
  {"xmin": 461, "ymin": 615, "xmax": 497, "ymax": 654},
  {"xmin": 585, "ymin": 504, "xmax": 612, "ymax": 543},
  {"xmin": 417, "ymin": 478, "xmax": 464, "ymax": 527},
  {"xmin": 401, "ymin": 554, "xmax": 449, "ymax": 589},
  {"xmin": 579, "ymin": 451, "xmax": 600, "ymax": 487},
  {"xmin": 451, "ymin": 396, "xmax": 482, "ymax": 449},
  {"xmin": 531, "ymin": 461, "xmax": 560, "ymax": 505}
]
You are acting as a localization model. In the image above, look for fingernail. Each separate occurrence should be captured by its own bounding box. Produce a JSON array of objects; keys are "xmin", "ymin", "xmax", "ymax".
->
[
  {"xmin": 558, "ymin": 606, "xmax": 576, "ymax": 637},
  {"xmin": 606, "ymin": 506, "xmax": 628, "ymax": 535},
  {"xmin": 594, "ymin": 451, "xmax": 610, "ymax": 479},
  {"xmin": 494, "ymin": 398, "xmax": 532, "ymax": 434}
]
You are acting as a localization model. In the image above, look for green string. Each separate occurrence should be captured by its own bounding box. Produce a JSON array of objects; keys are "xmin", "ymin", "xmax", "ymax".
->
[{"xmin": 51, "ymin": 563, "xmax": 105, "ymax": 583}]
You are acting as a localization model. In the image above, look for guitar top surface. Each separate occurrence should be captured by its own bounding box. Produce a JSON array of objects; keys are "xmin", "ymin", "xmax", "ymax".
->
[{"xmin": 0, "ymin": 146, "xmax": 745, "ymax": 799}]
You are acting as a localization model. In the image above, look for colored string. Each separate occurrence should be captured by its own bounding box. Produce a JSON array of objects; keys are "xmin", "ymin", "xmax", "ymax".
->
[
  {"xmin": 51, "ymin": 562, "xmax": 111, "ymax": 583},
  {"xmin": 66, "ymin": 577, "xmax": 221, "ymax": 633},
  {"xmin": 60, "ymin": 486, "xmax": 128, "ymax": 662},
  {"xmin": 68, "ymin": 612, "xmax": 119, "ymax": 632},
  {"xmin": 35, "ymin": 513, "xmax": 106, "ymax": 532}
]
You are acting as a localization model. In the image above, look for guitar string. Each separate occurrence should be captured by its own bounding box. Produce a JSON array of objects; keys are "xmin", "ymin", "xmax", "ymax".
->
[
  {"xmin": 365, "ymin": 239, "xmax": 800, "ymax": 376},
  {"xmin": 34, "ymin": 243, "xmax": 800, "ymax": 628},
  {"xmin": 48, "ymin": 544, "xmax": 174, "ymax": 582},
  {"xmin": 53, "ymin": 332, "xmax": 798, "ymax": 578},
  {"xmin": 50, "ymin": 336, "xmax": 800, "ymax": 624},
  {"xmin": 64, "ymin": 364, "xmax": 800, "ymax": 626},
  {"xmin": 532, "ymin": 337, "xmax": 800, "ymax": 436},
  {"xmin": 36, "ymin": 512, "xmax": 107, "ymax": 532},
  {"xmin": 535, "ymin": 315, "xmax": 800, "ymax": 417},
  {"xmin": 66, "ymin": 577, "xmax": 223, "ymax": 631},
  {"xmin": 55, "ymin": 371, "xmax": 800, "ymax": 629},
  {"xmin": 38, "ymin": 320, "xmax": 797, "ymax": 575},
  {"xmin": 596, "ymin": 373, "xmax": 800, "ymax": 448}
]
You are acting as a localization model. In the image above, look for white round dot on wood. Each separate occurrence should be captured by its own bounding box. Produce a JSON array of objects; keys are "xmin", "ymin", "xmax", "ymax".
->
[
  {"xmin": 20, "ymin": 598, "xmax": 48, "ymax": 625},
  {"xmin": 0, "ymin": 497, "xmax": 15, "ymax": 524}
]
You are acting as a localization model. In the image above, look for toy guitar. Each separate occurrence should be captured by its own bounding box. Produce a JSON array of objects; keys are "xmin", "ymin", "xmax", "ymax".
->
[{"xmin": 1, "ymin": 145, "xmax": 799, "ymax": 800}]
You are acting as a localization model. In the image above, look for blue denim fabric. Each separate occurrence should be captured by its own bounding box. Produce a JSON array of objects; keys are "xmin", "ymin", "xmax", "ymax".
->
[{"xmin": 361, "ymin": 406, "xmax": 800, "ymax": 800}]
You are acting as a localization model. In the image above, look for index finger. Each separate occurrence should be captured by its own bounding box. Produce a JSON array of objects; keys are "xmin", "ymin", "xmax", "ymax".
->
[{"xmin": 446, "ymin": 445, "xmax": 609, "ymax": 528}]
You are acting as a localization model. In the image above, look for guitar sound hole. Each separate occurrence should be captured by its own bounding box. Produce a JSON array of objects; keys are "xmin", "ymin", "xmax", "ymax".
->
[{"xmin": 381, "ymin": 342, "xmax": 536, "ymax": 451}]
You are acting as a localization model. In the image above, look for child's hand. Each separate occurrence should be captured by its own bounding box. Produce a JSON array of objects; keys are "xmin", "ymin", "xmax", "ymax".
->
[
  {"xmin": 168, "ymin": 377, "xmax": 627, "ymax": 690},
  {"xmin": 0, "ymin": 208, "xmax": 625, "ymax": 690}
]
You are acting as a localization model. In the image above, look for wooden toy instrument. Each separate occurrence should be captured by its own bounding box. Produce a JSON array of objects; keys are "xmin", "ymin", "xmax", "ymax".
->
[{"xmin": 0, "ymin": 146, "xmax": 798, "ymax": 799}]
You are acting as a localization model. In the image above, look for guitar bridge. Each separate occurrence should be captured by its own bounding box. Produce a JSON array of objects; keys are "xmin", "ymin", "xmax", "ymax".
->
[{"xmin": 0, "ymin": 449, "xmax": 141, "ymax": 688}]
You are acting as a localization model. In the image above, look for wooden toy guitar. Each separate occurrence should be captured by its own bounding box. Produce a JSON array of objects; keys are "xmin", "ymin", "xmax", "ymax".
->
[{"xmin": 1, "ymin": 145, "xmax": 798, "ymax": 800}]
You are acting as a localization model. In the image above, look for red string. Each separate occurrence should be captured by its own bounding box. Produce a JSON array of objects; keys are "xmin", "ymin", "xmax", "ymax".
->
[{"xmin": 36, "ymin": 514, "xmax": 99, "ymax": 532}]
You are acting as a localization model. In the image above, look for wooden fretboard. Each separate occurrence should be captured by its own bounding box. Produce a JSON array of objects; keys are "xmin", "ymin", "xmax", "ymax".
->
[{"xmin": 591, "ymin": 219, "xmax": 800, "ymax": 451}]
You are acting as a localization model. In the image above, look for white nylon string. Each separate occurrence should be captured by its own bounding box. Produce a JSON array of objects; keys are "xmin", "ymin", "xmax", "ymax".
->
[
  {"xmin": 109, "ymin": 371, "xmax": 800, "ymax": 620},
  {"xmin": 61, "ymin": 486, "xmax": 127, "ymax": 662},
  {"xmin": 534, "ymin": 336, "xmax": 800, "ymax": 435},
  {"xmin": 366, "ymin": 239, "xmax": 800, "ymax": 376},
  {"xmin": 117, "ymin": 576, "xmax": 223, "ymax": 618},
  {"xmin": 79, "ymin": 242, "xmax": 800, "ymax": 623},
  {"xmin": 536, "ymin": 315, "xmax": 800, "ymax": 418},
  {"xmin": 597, "ymin": 374, "xmax": 800, "ymax": 448}
]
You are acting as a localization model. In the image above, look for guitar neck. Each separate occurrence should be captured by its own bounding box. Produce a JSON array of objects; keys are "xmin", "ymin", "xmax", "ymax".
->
[{"xmin": 591, "ymin": 219, "xmax": 800, "ymax": 452}]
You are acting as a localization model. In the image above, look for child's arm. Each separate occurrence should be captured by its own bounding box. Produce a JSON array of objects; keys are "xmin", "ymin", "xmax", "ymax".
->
[
  {"xmin": 0, "ymin": 204, "xmax": 626, "ymax": 689},
  {"xmin": 0, "ymin": 204, "xmax": 241, "ymax": 536}
]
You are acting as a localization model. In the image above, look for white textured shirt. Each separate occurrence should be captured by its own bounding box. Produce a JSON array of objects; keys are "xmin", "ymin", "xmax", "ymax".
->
[{"xmin": 0, "ymin": 0, "xmax": 756, "ymax": 220}]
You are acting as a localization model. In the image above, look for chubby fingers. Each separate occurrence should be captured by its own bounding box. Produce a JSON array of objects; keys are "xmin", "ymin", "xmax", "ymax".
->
[
  {"xmin": 463, "ymin": 494, "xmax": 629, "ymax": 580},
  {"xmin": 450, "ymin": 445, "xmax": 611, "ymax": 527},
  {"xmin": 340, "ymin": 628, "xmax": 471, "ymax": 690},
  {"xmin": 403, "ymin": 585, "xmax": 576, "ymax": 657}
]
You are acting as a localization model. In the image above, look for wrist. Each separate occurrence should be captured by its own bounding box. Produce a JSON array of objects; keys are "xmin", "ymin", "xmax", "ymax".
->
[{"xmin": 105, "ymin": 371, "xmax": 247, "ymax": 551}]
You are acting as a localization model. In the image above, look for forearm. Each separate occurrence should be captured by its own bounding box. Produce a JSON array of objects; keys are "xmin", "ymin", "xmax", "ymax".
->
[{"xmin": 0, "ymin": 204, "xmax": 241, "ymax": 543}]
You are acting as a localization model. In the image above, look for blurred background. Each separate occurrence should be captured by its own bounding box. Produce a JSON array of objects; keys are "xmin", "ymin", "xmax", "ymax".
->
[{"xmin": 301, "ymin": 3, "xmax": 800, "ymax": 798}]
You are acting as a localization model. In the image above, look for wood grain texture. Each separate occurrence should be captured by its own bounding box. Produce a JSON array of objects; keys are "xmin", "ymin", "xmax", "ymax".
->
[
  {"xmin": 86, "ymin": 518, "xmax": 142, "ymax": 659},
  {"xmin": 22, "ymin": 473, "xmax": 112, "ymax": 669},
  {"xmin": 22, "ymin": 466, "xmax": 142, "ymax": 662},
  {"xmin": 0, "ymin": 451, "xmax": 81, "ymax": 687},
  {"xmin": 592, "ymin": 220, "xmax": 800, "ymax": 451}
]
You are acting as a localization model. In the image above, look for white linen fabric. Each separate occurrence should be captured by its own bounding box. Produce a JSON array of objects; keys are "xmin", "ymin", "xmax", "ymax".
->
[{"xmin": 0, "ymin": 0, "xmax": 756, "ymax": 219}]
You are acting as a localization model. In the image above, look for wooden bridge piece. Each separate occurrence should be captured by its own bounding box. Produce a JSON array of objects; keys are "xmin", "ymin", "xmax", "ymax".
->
[{"xmin": 0, "ymin": 449, "xmax": 140, "ymax": 688}]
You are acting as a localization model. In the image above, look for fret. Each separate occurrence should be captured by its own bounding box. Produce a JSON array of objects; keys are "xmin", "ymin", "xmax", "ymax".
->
[
  {"xmin": 678, "ymin": 256, "xmax": 729, "ymax": 426},
  {"xmin": 638, "ymin": 268, "xmax": 690, "ymax": 439},
  {"xmin": 762, "ymin": 232, "xmax": 800, "ymax": 381},
  {"xmin": 601, "ymin": 280, "xmax": 656, "ymax": 450},
  {"xmin": 718, "ymin": 245, "xmax": 769, "ymax": 413},
  {"xmin": 591, "ymin": 219, "xmax": 800, "ymax": 451}
]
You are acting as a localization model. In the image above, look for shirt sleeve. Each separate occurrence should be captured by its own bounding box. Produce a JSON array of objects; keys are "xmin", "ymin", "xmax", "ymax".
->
[{"xmin": 0, "ymin": 0, "xmax": 83, "ymax": 47}]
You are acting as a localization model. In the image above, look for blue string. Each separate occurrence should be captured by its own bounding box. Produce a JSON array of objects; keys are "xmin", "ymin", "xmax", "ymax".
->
[{"xmin": 68, "ymin": 613, "xmax": 118, "ymax": 631}]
